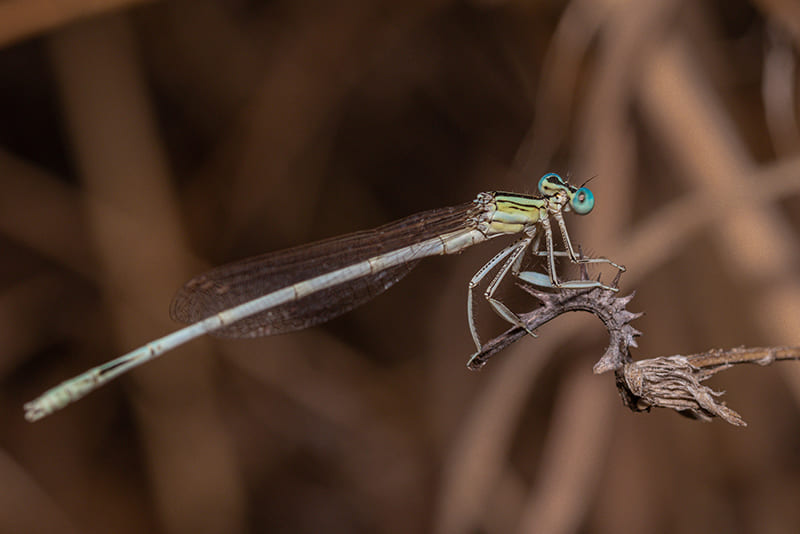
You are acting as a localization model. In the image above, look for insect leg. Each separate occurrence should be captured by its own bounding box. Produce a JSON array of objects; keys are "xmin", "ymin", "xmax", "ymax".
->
[
  {"xmin": 467, "ymin": 242, "xmax": 520, "ymax": 351},
  {"xmin": 552, "ymin": 210, "xmax": 625, "ymax": 271},
  {"xmin": 482, "ymin": 237, "xmax": 539, "ymax": 339}
]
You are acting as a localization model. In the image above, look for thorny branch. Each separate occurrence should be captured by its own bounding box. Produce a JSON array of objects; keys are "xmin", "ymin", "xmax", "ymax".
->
[{"xmin": 468, "ymin": 271, "xmax": 800, "ymax": 427}]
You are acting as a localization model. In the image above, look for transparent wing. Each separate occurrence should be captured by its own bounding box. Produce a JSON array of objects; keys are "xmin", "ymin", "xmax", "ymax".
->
[{"xmin": 170, "ymin": 201, "xmax": 478, "ymax": 337}]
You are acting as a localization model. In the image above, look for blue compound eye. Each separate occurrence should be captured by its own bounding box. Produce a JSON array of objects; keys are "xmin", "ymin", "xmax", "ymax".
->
[
  {"xmin": 538, "ymin": 173, "xmax": 564, "ymax": 195},
  {"xmin": 571, "ymin": 187, "xmax": 594, "ymax": 215}
]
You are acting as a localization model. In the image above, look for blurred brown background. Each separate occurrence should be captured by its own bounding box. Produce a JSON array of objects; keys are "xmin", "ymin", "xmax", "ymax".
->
[{"xmin": 2, "ymin": 1, "xmax": 800, "ymax": 533}]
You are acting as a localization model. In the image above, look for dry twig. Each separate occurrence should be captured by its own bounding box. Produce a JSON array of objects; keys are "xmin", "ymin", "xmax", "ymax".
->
[{"xmin": 469, "ymin": 272, "xmax": 800, "ymax": 427}]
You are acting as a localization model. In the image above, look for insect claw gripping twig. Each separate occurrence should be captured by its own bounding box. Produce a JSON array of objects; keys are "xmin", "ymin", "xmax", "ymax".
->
[{"xmin": 466, "ymin": 270, "xmax": 642, "ymax": 372}]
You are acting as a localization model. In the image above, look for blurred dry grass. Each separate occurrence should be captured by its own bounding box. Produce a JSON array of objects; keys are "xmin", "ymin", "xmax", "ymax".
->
[{"xmin": 1, "ymin": 1, "xmax": 800, "ymax": 533}]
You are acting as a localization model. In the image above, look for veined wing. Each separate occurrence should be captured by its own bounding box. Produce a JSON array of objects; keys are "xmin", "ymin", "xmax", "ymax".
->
[{"xmin": 170, "ymin": 201, "xmax": 481, "ymax": 337}]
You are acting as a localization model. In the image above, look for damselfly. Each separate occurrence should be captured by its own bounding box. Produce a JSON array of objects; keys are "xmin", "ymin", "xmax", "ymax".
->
[{"xmin": 25, "ymin": 173, "xmax": 624, "ymax": 421}]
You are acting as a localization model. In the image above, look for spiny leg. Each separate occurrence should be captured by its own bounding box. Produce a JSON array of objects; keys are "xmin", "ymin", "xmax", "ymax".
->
[
  {"xmin": 526, "ymin": 251, "xmax": 620, "ymax": 291},
  {"xmin": 482, "ymin": 237, "xmax": 538, "ymax": 341},
  {"xmin": 537, "ymin": 214, "xmax": 621, "ymax": 292},
  {"xmin": 467, "ymin": 242, "xmax": 520, "ymax": 350},
  {"xmin": 552, "ymin": 210, "xmax": 625, "ymax": 271},
  {"xmin": 541, "ymin": 214, "xmax": 562, "ymax": 286}
]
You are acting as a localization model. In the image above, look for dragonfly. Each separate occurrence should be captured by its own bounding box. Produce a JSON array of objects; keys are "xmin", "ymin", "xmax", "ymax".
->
[{"xmin": 24, "ymin": 173, "xmax": 624, "ymax": 421}]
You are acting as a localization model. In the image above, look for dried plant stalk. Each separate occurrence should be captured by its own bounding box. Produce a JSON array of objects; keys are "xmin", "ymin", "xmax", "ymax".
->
[
  {"xmin": 469, "ymin": 273, "xmax": 800, "ymax": 426},
  {"xmin": 619, "ymin": 347, "xmax": 800, "ymax": 426}
]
